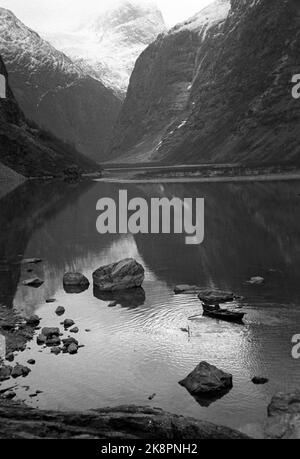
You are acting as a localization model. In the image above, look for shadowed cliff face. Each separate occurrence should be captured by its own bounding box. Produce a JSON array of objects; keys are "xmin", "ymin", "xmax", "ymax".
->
[
  {"xmin": 109, "ymin": 0, "xmax": 300, "ymax": 166},
  {"xmin": 0, "ymin": 55, "xmax": 98, "ymax": 177},
  {"xmin": 0, "ymin": 56, "xmax": 25, "ymax": 126}
]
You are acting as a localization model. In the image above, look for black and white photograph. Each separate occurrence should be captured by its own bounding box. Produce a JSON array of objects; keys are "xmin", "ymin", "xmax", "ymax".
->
[{"xmin": 0, "ymin": 0, "xmax": 300, "ymax": 445}]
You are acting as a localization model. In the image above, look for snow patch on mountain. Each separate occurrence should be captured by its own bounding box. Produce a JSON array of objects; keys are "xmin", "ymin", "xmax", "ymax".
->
[
  {"xmin": 0, "ymin": 7, "xmax": 84, "ymax": 83},
  {"xmin": 44, "ymin": 1, "xmax": 166, "ymax": 97},
  {"xmin": 169, "ymin": 0, "xmax": 230, "ymax": 39}
]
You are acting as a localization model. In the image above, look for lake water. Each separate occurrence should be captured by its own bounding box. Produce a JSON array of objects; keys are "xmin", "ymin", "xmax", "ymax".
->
[{"xmin": 0, "ymin": 177, "xmax": 300, "ymax": 433}]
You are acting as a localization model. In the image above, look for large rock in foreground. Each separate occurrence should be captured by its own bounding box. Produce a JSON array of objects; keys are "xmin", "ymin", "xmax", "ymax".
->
[
  {"xmin": 268, "ymin": 390, "xmax": 300, "ymax": 417},
  {"xmin": 179, "ymin": 362, "xmax": 233, "ymax": 397},
  {"xmin": 0, "ymin": 402, "xmax": 249, "ymax": 439},
  {"xmin": 263, "ymin": 390, "xmax": 300, "ymax": 439},
  {"xmin": 93, "ymin": 259, "xmax": 145, "ymax": 292},
  {"xmin": 242, "ymin": 389, "xmax": 300, "ymax": 439}
]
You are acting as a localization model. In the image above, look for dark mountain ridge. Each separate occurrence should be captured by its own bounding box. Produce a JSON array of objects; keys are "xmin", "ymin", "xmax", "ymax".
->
[
  {"xmin": 0, "ymin": 55, "xmax": 98, "ymax": 177},
  {"xmin": 109, "ymin": 0, "xmax": 300, "ymax": 166}
]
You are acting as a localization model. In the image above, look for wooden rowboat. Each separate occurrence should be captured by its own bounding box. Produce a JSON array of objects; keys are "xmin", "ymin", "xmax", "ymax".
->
[{"xmin": 202, "ymin": 304, "xmax": 245, "ymax": 323}]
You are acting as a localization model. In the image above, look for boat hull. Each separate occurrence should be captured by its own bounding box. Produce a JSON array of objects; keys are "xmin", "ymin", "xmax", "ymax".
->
[{"xmin": 203, "ymin": 308, "xmax": 245, "ymax": 323}]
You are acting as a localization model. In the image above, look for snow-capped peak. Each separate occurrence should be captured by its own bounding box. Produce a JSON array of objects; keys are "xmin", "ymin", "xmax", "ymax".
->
[
  {"xmin": 0, "ymin": 7, "xmax": 84, "ymax": 79},
  {"xmin": 44, "ymin": 1, "xmax": 166, "ymax": 96},
  {"xmin": 169, "ymin": 0, "xmax": 230, "ymax": 38}
]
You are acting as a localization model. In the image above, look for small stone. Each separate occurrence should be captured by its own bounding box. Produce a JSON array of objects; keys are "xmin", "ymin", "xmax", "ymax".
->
[
  {"xmin": 3, "ymin": 391, "xmax": 16, "ymax": 400},
  {"xmin": 1, "ymin": 322, "xmax": 15, "ymax": 331},
  {"xmin": 26, "ymin": 315, "xmax": 41, "ymax": 327},
  {"xmin": 46, "ymin": 337, "xmax": 61, "ymax": 347},
  {"xmin": 62, "ymin": 337, "xmax": 78, "ymax": 346},
  {"xmin": 198, "ymin": 289, "xmax": 235, "ymax": 305},
  {"xmin": 27, "ymin": 359, "xmax": 36, "ymax": 365},
  {"xmin": 85, "ymin": 329, "xmax": 91, "ymax": 332},
  {"xmin": 63, "ymin": 319, "xmax": 75, "ymax": 329},
  {"xmin": 46, "ymin": 299, "xmax": 56, "ymax": 303},
  {"xmin": 63, "ymin": 273, "xmax": 90, "ymax": 287},
  {"xmin": 37, "ymin": 334, "xmax": 47, "ymax": 345},
  {"xmin": 6, "ymin": 353, "xmax": 15, "ymax": 362},
  {"xmin": 22, "ymin": 278, "xmax": 44, "ymax": 288},
  {"xmin": 41, "ymin": 327, "xmax": 60, "ymax": 338},
  {"xmin": 70, "ymin": 327, "xmax": 79, "ymax": 334},
  {"xmin": 11, "ymin": 365, "xmax": 31, "ymax": 379},
  {"xmin": 51, "ymin": 347, "xmax": 61, "ymax": 355},
  {"xmin": 68, "ymin": 343, "xmax": 78, "ymax": 355},
  {"xmin": 252, "ymin": 377, "xmax": 269, "ymax": 385},
  {"xmin": 108, "ymin": 301, "xmax": 118, "ymax": 307},
  {"xmin": 0, "ymin": 365, "xmax": 12, "ymax": 382},
  {"xmin": 148, "ymin": 393, "xmax": 156, "ymax": 401},
  {"xmin": 55, "ymin": 306, "xmax": 65, "ymax": 316}
]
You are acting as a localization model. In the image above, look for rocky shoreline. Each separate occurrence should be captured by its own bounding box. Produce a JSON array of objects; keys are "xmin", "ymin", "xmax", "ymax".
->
[
  {"xmin": 0, "ymin": 401, "xmax": 249, "ymax": 439},
  {"xmin": 1, "ymin": 259, "xmax": 299, "ymax": 439}
]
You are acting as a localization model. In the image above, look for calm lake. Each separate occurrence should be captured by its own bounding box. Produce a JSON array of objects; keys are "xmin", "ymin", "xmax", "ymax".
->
[{"xmin": 0, "ymin": 177, "xmax": 300, "ymax": 432}]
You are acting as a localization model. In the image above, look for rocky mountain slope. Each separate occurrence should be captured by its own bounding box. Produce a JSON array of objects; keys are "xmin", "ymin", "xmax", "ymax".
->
[
  {"xmin": 45, "ymin": 1, "xmax": 166, "ymax": 97},
  {"xmin": 0, "ymin": 55, "xmax": 98, "ymax": 177},
  {"xmin": 109, "ymin": 0, "xmax": 300, "ymax": 166},
  {"xmin": 0, "ymin": 8, "xmax": 121, "ymax": 162}
]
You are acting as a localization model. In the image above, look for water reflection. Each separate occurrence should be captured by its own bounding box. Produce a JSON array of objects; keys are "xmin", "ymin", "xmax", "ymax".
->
[
  {"xmin": 64, "ymin": 284, "xmax": 90, "ymax": 295},
  {"xmin": 94, "ymin": 286, "xmax": 146, "ymax": 309},
  {"xmin": 0, "ymin": 178, "xmax": 299, "ymax": 430}
]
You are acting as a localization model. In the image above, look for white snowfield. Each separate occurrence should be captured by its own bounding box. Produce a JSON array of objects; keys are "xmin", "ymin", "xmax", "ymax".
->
[
  {"xmin": 0, "ymin": 0, "xmax": 232, "ymax": 100},
  {"xmin": 44, "ymin": 1, "xmax": 166, "ymax": 97}
]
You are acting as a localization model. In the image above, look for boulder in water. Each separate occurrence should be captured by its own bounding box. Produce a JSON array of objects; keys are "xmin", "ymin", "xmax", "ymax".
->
[
  {"xmin": 63, "ymin": 273, "xmax": 90, "ymax": 288},
  {"xmin": 93, "ymin": 259, "xmax": 144, "ymax": 291},
  {"xmin": 179, "ymin": 361, "xmax": 233, "ymax": 397},
  {"xmin": 11, "ymin": 365, "xmax": 31, "ymax": 379},
  {"xmin": 198, "ymin": 290, "xmax": 235, "ymax": 305},
  {"xmin": 26, "ymin": 315, "xmax": 41, "ymax": 327}
]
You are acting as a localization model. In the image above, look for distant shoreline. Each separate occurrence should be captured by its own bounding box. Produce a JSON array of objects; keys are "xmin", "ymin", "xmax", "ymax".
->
[{"xmin": 97, "ymin": 172, "xmax": 300, "ymax": 184}]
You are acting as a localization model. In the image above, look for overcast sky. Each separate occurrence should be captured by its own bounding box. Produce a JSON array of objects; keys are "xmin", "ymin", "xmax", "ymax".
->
[{"xmin": 0, "ymin": 0, "xmax": 213, "ymax": 32}]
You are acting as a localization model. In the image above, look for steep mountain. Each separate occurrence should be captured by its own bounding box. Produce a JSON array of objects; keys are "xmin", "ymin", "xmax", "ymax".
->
[
  {"xmin": 109, "ymin": 0, "xmax": 300, "ymax": 166},
  {"xmin": 0, "ymin": 55, "xmax": 98, "ymax": 177},
  {"xmin": 0, "ymin": 8, "xmax": 121, "ymax": 162},
  {"xmin": 45, "ymin": 1, "xmax": 166, "ymax": 97}
]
